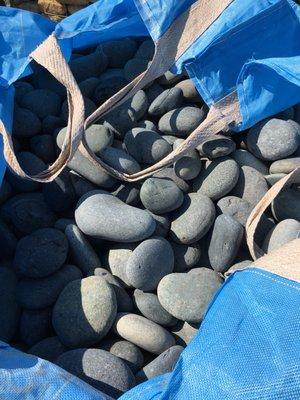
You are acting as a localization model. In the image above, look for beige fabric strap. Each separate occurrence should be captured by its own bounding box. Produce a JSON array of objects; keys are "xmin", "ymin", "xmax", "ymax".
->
[{"xmin": 0, "ymin": 34, "xmax": 85, "ymax": 182}]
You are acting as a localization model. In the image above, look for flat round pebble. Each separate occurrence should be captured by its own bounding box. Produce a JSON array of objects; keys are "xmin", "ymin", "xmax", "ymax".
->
[
  {"xmin": 247, "ymin": 118, "xmax": 300, "ymax": 161},
  {"xmin": 140, "ymin": 177, "xmax": 184, "ymax": 214},
  {"xmin": 56, "ymin": 348, "xmax": 135, "ymax": 398},
  {"xmin": 170, "ymin": 193, "xmax": 216, "ymax": 244},
  {"xmin": 269, "ymin": 157, "xmax": 300, "ymax": 174},
  {"xmin": 20, "ymin": 89, "xmax": 61, "ymax": 118},
  {"xmin": 158, "ymin": 106, "xmax": 205, "ymax": 137},
  {"xmin": 126, "ymin": 237, "xmax": 174, "ymax": 291},
  {"xmin": 20, "ymin": 308, "xmax": 53, "ymax": 346},
  {"xmin": 197, "ymin": 135, "xmax": 236, "ymax": 159},
  {"xmin": 75, "ymin": 191, "xmax": 155, "ymax": 242},
  {"xmin": 208, "ymin": 214, "xmax": 244, "ymax": 273},
  {"xmin": 193, "ymin": 157, "xmax": 240, "ymax": 200},
  {"xmin": 13, "ymin": 106, "xmax": 41, "ymax": 138},
  {"xmin": 113, "ymin": 313, "xmax": 175, "ymax": 354},
  {"xmin": 14, "ymin": 228, "xmax": 69, "ymax": 278},
  {"xmin": 149, "ymin": 87, "xmax": 183, "ymax": 116},
  {"xmin": 53, "ymin": 276, "xmax": 117, "ymax": 348},
  {"xmin": 216, "ymin": 196, "xmax": 253, "ymax": 226},
  {"xmin": 170, "ymin": 242, "xmax": 201, "ymax": 272},
  {"xmin": 158, "ymin": 268, "xmax": 222, "ymax": 323},
  {"xmin": 262, "ymin": 219, "xmax": 300, "ymax": 253},
  {"xmin": 232, "ymin": 149, "xmax": 269, "ymax": 175},
  {"xmin": 28, "ymin": 336, "xmax": 67, "ymax": 362}
]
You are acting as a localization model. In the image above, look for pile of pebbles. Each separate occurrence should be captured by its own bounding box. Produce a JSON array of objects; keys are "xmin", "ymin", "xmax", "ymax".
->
[{"xmin": 0, "ymin": 37, "xmax": 300, "ymax": 399}]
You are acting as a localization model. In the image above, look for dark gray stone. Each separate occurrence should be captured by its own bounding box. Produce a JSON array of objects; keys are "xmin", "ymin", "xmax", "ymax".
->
[
  {"xmin": 93, "ymin": 68, "xmax": 127, "ymax": 104},
  {"xmin": 75, "ymin": 190, "xmax": 155, "ymax": 242},
  {"xmin": 28, "ymin": 336, "xmax": 67, "ymax": 362},
  {"xmin": 61, "ymin": 96, "xmax": 96, "ymax": 123},
  {"xmin": 20, "ymin": 89, "xmax": 61, "ymax": 118},
  {"xmin": 153, "ymin": 168, "xmax": 190, "ymax": 192},
  {"xmin": 20, "ymin": 308, "xmax": 53, "ymax": 347},
  {"xmin": 31, "ymin": 66, "xmax": 66, "ymax": 98},
  {"xmin": 272, "ymin": 188, "xmax": 300, "ymax": 221},
  {"xmin": 197, "ymin": 135, "xmax": 236, "ymax": 159},
  {"xmin": 170, "ymin": 193, "xmax": 215, "ymax": 244},
  {"xmin": 54, "ymin": 218, "xmax": 75, "ymax": 231},
  {"xmin": 158, "ymin": 71, "xmax": 185, "ymax": 86},
  {"xmin": 208, "ymin": 214, "xmax": 244, "ymax": 273},
  {"xmin": 158, "ymin": 106, "xmax": 205, "ymax": 137},
  {"xmin": 112, "ymin": 182, "xmax": 140, "ymax": 206},
  {"xmin": 14, "ymin": 228, "xmax": 69, "ymax": 278},
  {"xmin": 0, "ymin": 219, "xmax": 17, "ymax": 260},
  {"xmin": 102, "ymin": 38, "xmax": 137, "ymax": 68},
  {"xmin": 30, "ymin": 135, "xmax": 56, "ymax": 163},
  {"xmin": 78, "ymin": 77, "xmax": 100, "ymax": 98},
  {"xmin": 126, "ymin": 237, "xmax": 174, "ymax": 291},
  {"xmin": 262, "ymin": 219, "xmax": 300, "ymax": 253},
  {"xmin": 149, "ymin": 87, "xmax": 183, "ymax": 116},
  {"xmin": 135, "ymin": 39, "xmax": 155, "ymax": 60},
  {"xmin": 100, "ymin": 147, "xmax": 141, "ymax": 174},
  {"xmin": 14, "ymin": 81, "xmax": 34, "ymax": 103},
  {"xmin": 43, "ymin": 170, "xmax": 76, "ymax": 212},
  {"xmin": 170, "ymin": 241, "xmax": 201, "ymax": 272},
  {"xmin": 69, "ymin": 171, "xmax": 98, "ymax": 197},
  {"xmin": 107, "ymin": 244, "xmax": 135, "ymax": 288},
  {"xmin": 216, "ymin": 196, "xmax": 253, "ymax": 226},
  {"xmin": 69, "ymin": 47, "xmax": 108, "ymax": 82},
  {"xmin": 13, "ymin": 106, "xmax": 41, "ymax": 138},
  {"xmin": 265, "ymin": 173, "xmax": 287, "ymax": 186},
  {"xmin": 147, "ymin": 211, "xmax": 170, "ymax": 237},
  {"xmin": 0, "ymin": 180, "xmax": 12, "ymax": 206},
  {"xmin": 53, "ymin": 276, "xmax": 117, "ymax": 348},
  {"xmin": 173, "ymin": 138, "xmax": 202, "ymax": 180},
  {"xmin": 124, "ymin": 58, "xmax": 150, "ymax": 82},
  {"xmin": 227, "ymin": 260, "xmax": 253, "ymax": 274},
  {"xmin": 232, "ymin": 149, "xmax": 268, "ymax": 175},
  {"xmin": 269, "ymin": 157, "xmax": 300, "ymax": 174},
  {"xmin": 42, "ymin": 115, "xmax": 64, "ymax": 135},
  {"xmin": 145, "ymin": 82, "xmax": 164, "ymax": 104},
  {"xmin": 175, "ymin": 79, "xmax": 202, "ymax": 103}
]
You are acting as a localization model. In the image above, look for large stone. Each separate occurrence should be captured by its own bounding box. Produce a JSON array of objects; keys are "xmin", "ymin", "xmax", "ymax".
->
[
  {"xmin": 106, "ymin": 244, "xmax": 135, "ymax": 288},
  {"xmin": 173, "ymin": 139, "xmax": 202, "ymax": 181},
  {"xmin": 30, "ymin": 135, "xmax": 56, "ymax": 163},
  {"xmin": 232, "ymin": 149, "xmax": 268, "ymax": 175},
  {"xmin": 158, "ymin": 106, "xmax": 205, "ymax": 137},
  {"xmin": 93, "ymin": 68, "xmax": 127, "ymax": 104},
  {"xmin": 100, "ymin": 147, "xmax": 141, "ymax": 174},
  {"xmin": 269, "ymin": 157, "xmax": 300, "ymax": 174},
  {"xmin": 216, "ymin": 196, "xmax": 253, "ymax": 226},
  {"xmin": 69, "ymin": 47, "xmax": 108, "ymax": 82},
  {"xmin": 263, "ymin": 219, "xmax": 300, "ymax": 253},
  {"xmin": 19, "ymin": 89, "xmax": 61, "ymax": 118},
  {"xmin": 148, "ymin": 87, "xmax": 183, "ymax": 116},
  {"xmin": 28, "ymin": 336, "xmax": 67, "ymax": 362}
]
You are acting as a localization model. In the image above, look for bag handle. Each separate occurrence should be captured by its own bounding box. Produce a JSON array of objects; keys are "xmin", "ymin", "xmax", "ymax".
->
[{"xmin": 0, "ymin": 34, "xmax": 85, "ymax": 182}]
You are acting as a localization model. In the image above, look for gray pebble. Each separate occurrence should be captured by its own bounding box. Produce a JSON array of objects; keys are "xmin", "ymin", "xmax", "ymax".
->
[
  {"xmin": 20, "ymin": 89, "xmax": 61, "ymax": 118},
  {"xmin": 170, "ymin": 193, "xmax": 216, "ymax": 244},
  {"xmin": 197, "ymin": 135, "xmax": 236, "ymax": 159},
  {"xmin": 193, "ymin": 157, "xmax": 240, "ymax": 201},
  {"xmin": 158, "ymin": 71, "xmax": 185, "ymax": 86},
  {"xmin": 14, "ymin": 81, "xmax": 34, "ymax": 103},
  {"xmin": 107, "ymin": 244, "xmax": 135, "ymax": 287},
  {"xmin": 42, "ymin": 115, "xmax": 64, "ymax": 135},
  {"xmin": 140, "ymin": 177, "xmax": 184, "ymax": 214},
  {"xmin": 78, "ymin": 77, "xmax": 100, "ymax": 98},
  {"xmin": 147, "ymin": 211, "xmax": 170, "ymax": 237},
  {"xmin": 112, "ymin": 182, "xmax": 140, "ymax": 206},
  {"xmin": 216, "ymin": 196, "xmax": 253, "ymax": 226},
  {"xmin": 124, "ymin": 128, "xmax": 172, "ymax": 164},
  {"xmin": 102, "ymin": 38, "xmax": 137, "ymax": 68},
  {"xmin": 136, "ymin": 345, "xmax": 183, "ymax": 382},
  {"xmin": 56, "ymin": 348, "xmax": 135, "ymax": 398},
  {"xmin": 28, "ymin": 336, "xmax": 67, "ymax": 362},
  {"xmin": 100, "ymin": 146, "xmax": 141, "ymax": 174},
  {"xmin": 136, "ymin": 120, "xmax": 157, "ymax": 131},
  {"xmin": 126, "ymin": 237, "xmax": 174, "ymax": 291},
  {"xmin": 269, "ymin": 157, "xmax": 300, "ymax": 174},
  {"xmin": 69, "ymin": 171, "xmax": 98, "ymax": 197},
  {"xmin": 262, "ymin": 219, "xmax": 300, "ymax": 253},
  {"xmin": 170, "ymin": 241, "xmax": 201, "ymax": 272},
  {"xmin": 124, "ymin": 58, "xmax": 150, "ymax": 82},
  {"xmin": 162, "ymin": 135, "xmax": 178, "ymax": 145},
  {"xmin": 53, "ymin": 276, "xmax": 117, "ymax": 348},
  {"xmin": 93, "ymin": 69, "xmax": 127, "ymax": 104},
  {"xmin": 232, "ymin": 149, "xmax": 269, "ymax": 175},
  {"xmin": 133, "ymin": 289, "xmax": 177, "ymax": 327},
  {"xmin": 170, "ymin": 321, "xmax": 198, "ymax": 347},
  {"xmin": 247, "ymin": 118, "xmax": 300, "ymax": 161},
  {"xmin": 30, "ymin": 135, "xmax": 56, "ymax": 163},
  {"xmin": 13, "ymin": 106, "xmax": 41, "ymax": 138},
  {"xmin": 20, "ymin": 308, "xmax": 53, "ymax": 347},
  {"xmin": 154, "ymin": 168, "xmax": 191, "ymax": 192},
  {"xmin": 173, "ymin": 138, "xmax": 202, "ymax": 180},
  {"xmin": 158, "ymin": 106, "xmax": 205, "ymax": 137},
  {"xmin": 149, "ymin": 87, "xmax": 183, "ymax": 116},
  {"xmin": 14, "ymin": 228, "xmax": 69, "ymax": 278},
  {"xmin": 42, "ymin": 169, "xmax": 76, "ymax": 212},
  {"xmin": 69, "ymin": 47, "xmax": 108, "ymax": 82},
  {"xmin": 61, "ymin": 96, "xmax": 96, "ymax": 123},
  {"xmin": 265, "ymin": 173, "xmax": 287, "ymax": 186},
  {"xmin": 158, "ymin": 268, "xmax": 222, "ymax": 323},
  {"xmin": 175, "ymin": 79, "xmax": 202, "ymax": 103},
  {"xmin": 17, "ymin": 264, "xmax": 82, "ymax": 309},
  {"xmin": 208, "ymin": 214, "xmax": 244, "ymax": 273},
  {"xmin": 113, "ymin": 313, "xmax": 175, "ymax": 354},
  {"xmin": 135, "ymin": 39, "xmax": 155, "ymax": 60},
  {"xmin": 0, "ymin": 219, "xmax": 17, "ymax": 260},
  {"xmin": 75, "ymin": 190, "xmax": 155, "ymax": 242}
]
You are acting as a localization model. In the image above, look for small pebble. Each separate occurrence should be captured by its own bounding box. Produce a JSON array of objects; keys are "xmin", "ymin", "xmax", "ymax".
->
[
  {"xmin": 170, "ymin": 321, "xmax": 198, "ymax": 347},
  {"xmin": 265, "ymin": 173, "xmax": 287, "ymax": 186},
  {"xmin": 197, "ymin": 135, "xmax": 236, "ymax": 159},
  {"xmin": 158, "ymin": 106, "xmax": 205, "ymax": 137},
  {"xmin": 107, "ymin": 244, "xmax": 135, "ymax": 288},
  {"xmin": 135, "ymin": 39, "xmax": 154, "ymax": 60},
  {"xmin": 216, "ymin": 196, "xmax": 253, "ymax": 226},
  {"xmin": 173, "ymin": 138, "xmax": 202, "ymax": 180},
  {"xmin": 175, "ymin": 79, "xmax": 202, "ymax": 102},
  {"xmin": 170, "ymin": 242, "xmax": 201, "ymax": 272},
  {"xmin": 263, "ymin": 219, "xmax": 300, "ymax": 253},
  {"xmin": 269, "ymin": 157, "xmax": 300, "ymax": 174},
  {"xmin": 145, "ymin": 82, "xmax": 164, "ymax": 103},
  {"xmin": 78, "ymin": 77, "xmax": 100, "ymax": 98},
  {"xmin": 20, "ymin": 308, "xmax": 53, "ymax": 347},
  {"xmin": 100, "ymin": 147, "xmax": 141, "ymax": 174},
  {"xmin": 28, "ymin": 336, "xmax": 67, "ymax": 362},
  {"xmin": 13, "ymin": 106, "xmax": 41, "ymax": 138},
  {"xmin": 149, "ymin": 87, "xmax": 183, "ymax": 116},
  {"xmin": 232, "ymin": 149, "xmax": 269, "ymax": 175},
  {"xmin": 42, "ymin": 115, "xmax": 64, "ymax": 135},
  {"xmin": 153, "ymin": 168, "xmax": 191, "ymax": 192},
  {"xmin": 69, "ymin": 47, "xmax": 108, "ymax": 82},
  {"xmin": 20, "ymin": 89, "xmax": 61, "ymax": 119}
]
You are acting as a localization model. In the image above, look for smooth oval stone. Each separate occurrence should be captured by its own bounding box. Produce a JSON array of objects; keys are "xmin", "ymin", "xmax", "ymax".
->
[
  {"xmin": 124, "ymin": 128, "xmax": 172, "ymax": 164},
  {"xmin": 56, "ymin": 348, "xmax": 135, "ymax": 398},
  {"xmin": 208, "ymin": 214, "xmax": 244, "ymax": 273},
  {"xmin": 136, "ymin": 345, "xmax": 183, "ymax": 382},
  {"xmin": 147, "ymin": 211, "xmax": 170, "ymax": 237},
  {"xmin": 42, "ymin": 115, "xmax": 64, "ymax": 135},
  {"xmin": 61, "ymin": 96, "xmax": 96, "ymax": 123},
  {"xmin": 20, "ymin": 89, "xmax": 61, "ymax": 118},
  {"xmin": 247, "ymin": 118, "xmax": 300, "ymax": 161},
  {"xmin": 158, "ymin": 106, "xmax": 205, "ymax": 137},
  {"xmin": 140, "ymin": 177, "xmax": 184, "ymax": 214},
  {"xmin": 13, "ymin": 106, "xmax": 41, "ymax": 138},
  {"xmin": 114, "ymin": 313, "xmax": 175, "ymax": 354},
  {"xmin": 14, "ymin": 81, "xmax": 34, "ymax": 103},
  {"xmin": 148, "ymin": 87, "xmax": 183, "ymax": 116},
  {"xmin": 43, "ymin": 170, "xmax": 76, "ymax": 212},
  {"xmin": 272, "ymin": 188, "xmax": 300, "ymax": 221},
  {"xmin": 170, "ymin": 193, "xmax": 216, "ymax": 244},
  {"xmin": 0, "ymin": 219, "xmax": 17, "ymax": 260},
  {"xmin": 162, "ymin": 135, "xmax": 178, "ymax": 145},
  {"xmin": 53, "ymin": 276, "xmax": 117, "ymax": 348},
  {"xmin": 107, "ymin": 244, "xmax": 135, "ymax": 288},
  {"xmin": 133, "ymin": 289, "xmax": 177, "ymax": 327},
  {"xmin": 193, "ymin": 157, "xmax": 240, "ymax": 201},
  {"xmin": 0, "ymin": 180, "xmax": 12, "ymax": 206},
  {"xmin": 173, "ymin": 138, "xmax": 202, "ymax": 180},
  {"xmin": 197, "ymin": 135, "xmax": 236, "ymax": 159},
  {"xmin": 175, "ymin": 79, "xmax": 202, "ymax": 102},
  {"xmin": 100, "ymin": 147, "xmax": 141, "ymax": 174},
  {"xmin": 17, "ymin": 264, "xmax": 82, "ymax": 310},
  {"xmin": 135, "ymin": 39, "xmax": 155, "ymax": 60},
  {"xmin": 75, "ymin": 191, "xmax": 155, "ymax": 242},
  {"xmin": 170, "ymin": 242, "xmax": 201, "ymax": 272},
  {"xmin": 232, "ymin": 149, "xmax": 268, "ymax": 175},
  {"xmin": 262, "ymin": 219, "xmax": 300, "ymax": 253},
  {"xmin": 28, "ymin": 336, "xmax": 67, "ymax": 362},
  {"xmin": 158, "ymin": 71, "xmax": 185, "ymax": 86},
  {"xmin": 158, "ymin": 268, "xmax": 222, "ymax": 323},
  {"xmin": 265, "ymin": 173, "xmax": 287, "ymax": 186},
  {"xmin": 216, "ymin": 196, "xmax": 253, "ymax": 226},
  {"xmin": 69, "ymin": 47, "xmax": 108, "ymax": 82},
  {"xmin": 78, "ymin": 77, "xmax": 100, "ymax": 98},
  {"xmin": 126, "ymin": 237, "xmax": 174, "ymax": 291},
  {"xmin": 230, "ymin": 165, "xmax": 268, "ymax": 207},
  {"xmin": 112, "ymin": 182, "xmax": 140, "ymax": 206},
  {"xmin": 20, "ymin": 308, "xmax": 53, "ymax": 346},
  {"xmin": 1, "ymin": 193, "xmax": 56, "ymax": 234},
  {"xmin": 69, "ymin": 171, "xmax": 98, "ymax": 197},
  {"xmin": 94, "ymin": 68, "xmax": 127, "ymax": 103},
  {"xmin": 65, "ymin": 224, "xmax": 101, "ymax": 275},
  {"xmin": 154, "ymin": 168, "xmax": 190, "ymax": 192},
  {"xmin": 124, "ymin": 58, "xmax": 150, "ymax": 82},
  {"xmin": 14, "ymin": 228, "xmax": 69, "ymax": 278},
  {"xmin": 102, "ymin": 38, "xmax": 137, "ymax": 68},
  {"xmin": 30, "ymin": 135, "xmax": 56, "ymax": 163},
  {"xmin": 269, "ymin": 157, "xmax": 300, "ymax": 174},
  {"xmin": 170, "ymin": 321, "xmax": 198, "ymax": 347},
  {"xmin": 0, "ymin": 268, "xmax": 20, "ymax": 342}
]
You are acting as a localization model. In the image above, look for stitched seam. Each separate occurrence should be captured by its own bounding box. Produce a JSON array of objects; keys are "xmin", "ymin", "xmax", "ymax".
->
[{"xmin": 244, "ymin": 268, "xmax": 300, "ymax": 291}]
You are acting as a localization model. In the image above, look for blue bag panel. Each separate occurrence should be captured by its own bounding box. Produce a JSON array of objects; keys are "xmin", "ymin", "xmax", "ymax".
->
[{"xmin": 121, "ymin": 268, "xmax": 300, "ymax": 399}]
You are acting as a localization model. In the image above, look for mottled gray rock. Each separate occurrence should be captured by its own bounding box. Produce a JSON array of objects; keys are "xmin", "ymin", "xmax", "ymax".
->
[
  {"xmin": 140, "ymin": 178, "xmax": 184, "ymax": 214},
  {"xmin": 28, "ymin": 336, "xmax": 67, "ymax": 362},
  {"xmin": 124, "ymin": 58, "xmax": 150, "ymax": 82},
  {"xmin": 69, "ymin": 47, "xmax": 108, "ymax": 82},
  {"xmin": 158, "ymin": 106, "xmax": 205, "ymax": 137},
  {"xmin": 149, "ymin": 87, "xmax": 183, "ymax": 116},
  {"xmin": 230, "ymin": 166, "xmax": 268, "ymax": 206},
  {"xmin": 53, "ymin": 276, "xmax": 117, "ymax": 348},
  {"xmin": 232, "ymin": 149, "xmax": 269, "ymax": 175},
  {"xmin": 112, "ymin": 182, "xmax": 140, "ymax": 206},
  {"xmin": 193, "ymin": 157, "xmax": 240, "ymax": 201},
  {"xmin": 78, "ymin": 77, "xmax": 100, "ymax": 98},
  {"xmin": 247, "ymin": 118, "xmax": 300, "ymax": 161},
  {"xmin": 158, "ymin": 71, "xmax": 185, "ymax": 86},
  {"xmin": 170, "ymin": 193, "xmax": 216, "ymax": 244},
  {"xmin": 94, "ymin": 69, "xmax": 127, "ymax": 104},
  {"xmin": 265, "ymin": 173, "xmax": 287, "ymax": 186},
  {"xmin": 135, "ymin": 39, "xmax": 155, "ymax": 60},
  {"xmin": 42, "ymin": 170, "xmax": 76, "ymax": 212},
  {"xmin": 170, "ymin": 321, "xmax": 198, "ymax": 347},
  {"xmin": 14, "ymin": 228, "xmax": 69, "ymax": 278},
  {"xmin": 147, "ymin": 211, "xmax": 170, "ymax": 237},
  {"xmin": 75, "ymin": 191, "xmax": 155, "ymax": 242},
  {"xmin": 14, "ymin": 81, "xmax": 33, "ymax": 103},
  {"xmin": 107, "ymin": 244, "xmax": 135, "ymax": 288},
  {"xmin": 30, "ymin": 135, "xmax": 56, "ymax": 163},
  {"xmin": 216, "ymin": 196, "xmax": 253, "ymax": 226},
  {"xmin": 0, "ymin": 268, "xmax": 20, "ymax": 342},
  {"xmin": 114, "ymin": 313, "xmax": 175, "ymax": 354},
  {"xmin": 61, "ymin": 96, "xmax": 96, "ymax": 123},
  {"xmin": 126, "ymin": 237, "xmax": 174, "ymax": 291},
  {"xmin": 13, "ymin": 106, "xmax": 41, "ymax": 138},
  {"xmin": 170, "ymin": 242, "xmax": 201, "ymax": 272},
  {"xmin": 175, "ymin": 79, "xmax": 202, "ymax": 102},
  {"xmin": 124, "ymin": 128, "xmax": 172, "ymax": 164},
  {"xmin": 56, "ymin": 348, "xmax": 135, "ymax": 398},
  {"xmin": 100, "ymin": 147, "xmax": 141, "ymax": 174},
  {"xmin": 197, "ymin": 135, "xmax": 236, "ymax": 159},
  {"xmin": 269, "ymin": 157, "xmax": 300, "ymax": 174},
  {"xmin": 173, "ymin": 138, "xmax": 202, "ymax": 180},
  {"xmin": 0, "ymin": 219, "xmax": 17, "ymax": 260},
  {"xmin": 208, "ymin": 215, "xmax": 244, "ymax": 273},
  {"xmin": 20, "ymin": 89, "xmax": 61, "ymax": 118},
  {"xmin": 42, "ymin": 115, "xmax": 64, "ymax": 135},
  {"xmin": 20, "ymin": 308, "xmax": 53, "ymax": 347},
  {"xmin": 136, "ymin": 345, "xmax": 183, "ymax": 382},
  {"xmin": 154, "ymin": 168, "xmax": 190, "ymax": 192},
  {"xmin": 17, "ymin": 264, "xmax": 82, "ymax": 309},
  {"xmin": 102, "ymin": 38, "xmax": 137, "ymax": 68},
  {"xmin": 133, "ymin": 289, "xmax": 177, "ymax": 327},
  {"xmin": 158, "ymin": 268, "xmax": 222, "ymax": 323},
  {"xmin": 262, "ymin": 219, "xmax": 300, "ymax": 253}
]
